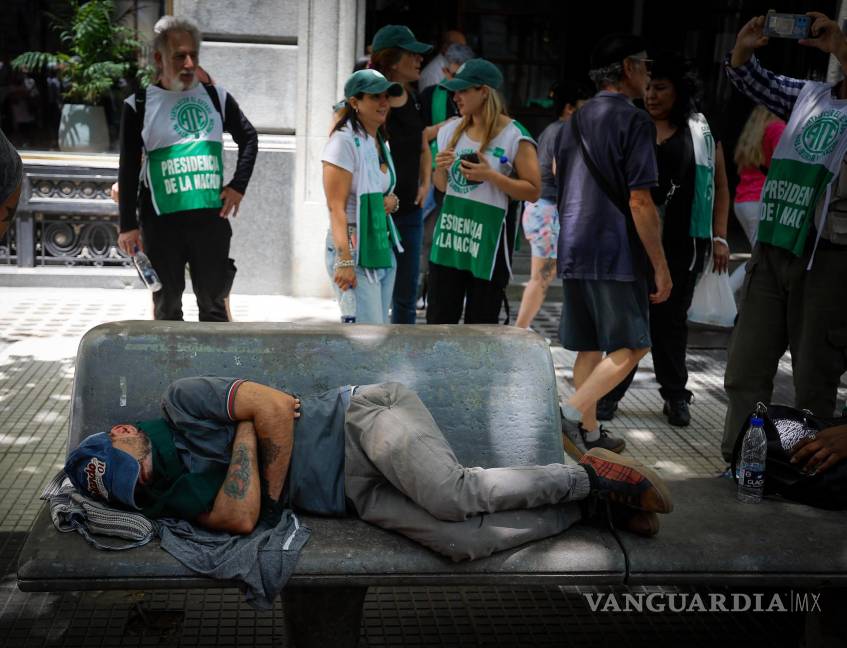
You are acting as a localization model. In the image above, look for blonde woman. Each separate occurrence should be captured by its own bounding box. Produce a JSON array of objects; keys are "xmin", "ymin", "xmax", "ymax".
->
[
  {"xmin": 427, "ymin": 59, "xmax": 541, "ymax": 324},
  {"xmin": 730, "ymin": 106, "xmax": 785, "ymax": 291}
]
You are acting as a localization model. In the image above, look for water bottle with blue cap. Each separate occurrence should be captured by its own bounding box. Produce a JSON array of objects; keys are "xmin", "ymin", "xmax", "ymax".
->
[
  {"xmin": 499, "ymin": 154, "xmax": 513, "ymax": 177},
  {"xmin": 737, "ymin": 404, "xmax": 767, "ymax": 504}
]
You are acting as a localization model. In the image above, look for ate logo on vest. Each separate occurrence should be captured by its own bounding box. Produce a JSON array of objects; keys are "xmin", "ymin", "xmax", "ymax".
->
[
  {"xmin": 448, "ymin": 148, "xmax": 479, "ymax": 195},
  {"xmin": 793, "ymin": 110, "xmax": 847, "ymax": 162},
  {"xmin": 170, "ymin": 97, "xmax": 214, "ymax": 139}
]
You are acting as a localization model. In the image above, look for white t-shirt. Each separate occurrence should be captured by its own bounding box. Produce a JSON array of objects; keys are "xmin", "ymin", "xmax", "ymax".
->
[{"xmin": 322, "ymin": 128, "xmax": 391, "ymax": 223}]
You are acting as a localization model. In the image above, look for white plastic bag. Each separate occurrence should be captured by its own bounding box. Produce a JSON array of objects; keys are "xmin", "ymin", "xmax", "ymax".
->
[{"xmin": 687, "ymin": 256, "xmax": 737, "ymax": 328}]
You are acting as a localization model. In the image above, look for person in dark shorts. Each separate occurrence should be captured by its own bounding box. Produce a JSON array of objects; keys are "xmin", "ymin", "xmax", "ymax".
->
[
  {"xmin": 596, "ymin": 53, "xmax": 731, "ymax": 427},
  {"xmin": 65, "ymin": 377, "xmax": 674, "ymax": 561},
  {"xmin": 553, "ymin": 34, "xmax": 672, "ymax": 454}
]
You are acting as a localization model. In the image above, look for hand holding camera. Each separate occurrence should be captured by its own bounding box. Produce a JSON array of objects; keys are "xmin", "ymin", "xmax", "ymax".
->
[{"xmin": 733, "ymin": 12, "xmax": 847, "ymax": 68}]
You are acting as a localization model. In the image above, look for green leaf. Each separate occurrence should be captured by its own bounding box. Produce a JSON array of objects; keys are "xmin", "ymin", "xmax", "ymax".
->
[{"xmin": 16, "ymin": 0, "xmax": 146, "ymax": 105}]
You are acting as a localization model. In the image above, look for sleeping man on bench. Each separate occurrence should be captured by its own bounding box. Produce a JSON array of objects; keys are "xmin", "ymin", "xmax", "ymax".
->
[{"xmin": 65, "ymin": 377, "xmax": 673, "ymax": 561}]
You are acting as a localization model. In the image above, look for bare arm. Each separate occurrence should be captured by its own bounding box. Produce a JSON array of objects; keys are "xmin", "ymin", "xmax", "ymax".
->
[
  {"xmin": 322, "ymin": 161, "xmax": 357, "ymax": 291},
  {"xmin": 416, "ymin": 131, "xmax": 432, "ymax": 207},
  {"xmin": 195, "ymin": 421, "xmax": 260, "ymax": 534},
  {"xmin": 712, "ymin": 142, "xmax": 731, "ymax": 273},
  {"xmin": 433, "ymin": 148, "xmax": 453, "ymax": 193},
  {"xmin": 230, "ymin": 381, "xmax": 299, "ymax": 503},
  {"xmin": 629, "ymin": 188, "xmax": 671, "ymax": 303}
]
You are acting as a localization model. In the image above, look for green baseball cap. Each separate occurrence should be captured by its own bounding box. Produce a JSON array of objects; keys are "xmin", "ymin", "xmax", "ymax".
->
[
  {"xmin": 344, "ymin": 69, "xmax": 403, "ymax": 98},
  {"xmin": 439, "ymin": 58, "xmax": 503, "ymax": 91},
  {"xmin": 372, "ymin": 25, "xmax": 432, "ymax": 54}
]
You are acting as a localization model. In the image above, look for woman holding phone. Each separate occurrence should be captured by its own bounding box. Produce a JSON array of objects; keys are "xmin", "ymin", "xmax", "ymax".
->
[{"xmin": 427, "ymin": 59, "xmax": 541, "ymax": 324}]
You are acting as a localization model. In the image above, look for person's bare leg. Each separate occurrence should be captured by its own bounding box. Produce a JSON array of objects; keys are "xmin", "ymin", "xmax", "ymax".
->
[
  {"xmin": 569, "ymin": 347, "xmax": 649, "ymax": 431},
  {"xmin": 515, "ymin": 257, "xmax": 557, "ymax": 329},
  {"xmin": 231, "ymin": 382, "xmax": 300, "ymax": 502}
]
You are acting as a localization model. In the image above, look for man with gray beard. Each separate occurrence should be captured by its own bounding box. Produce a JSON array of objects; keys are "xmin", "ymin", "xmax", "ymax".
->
[{"xmin": 117, "ymin": 16, "xmax": 257, "ymax": 321}]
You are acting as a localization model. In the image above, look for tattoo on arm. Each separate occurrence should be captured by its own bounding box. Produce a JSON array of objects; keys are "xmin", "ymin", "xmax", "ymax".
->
[
  {"xmin": 223, "ymin": 443, "xmax": 252, "ymax": 500},
  {"xmin": 258, "ymin": 438, "xmax": 282, "ymax": 470}
]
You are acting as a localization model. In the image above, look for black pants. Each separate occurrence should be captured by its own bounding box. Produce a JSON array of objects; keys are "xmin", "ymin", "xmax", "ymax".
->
[
  {"xmin": 140, "ymin": 205, "xmax": 235, "ymax": 322},
  {"xmin": 425, "ymin": 201, "xmax": 517, "ymax": 325},
  {"xmin": 602, "ymin": 266, "xmax": 697, "ymax": 403},
  {"xmin": 426, "ymin": 261, "xmax": 508, "ymax": 324}
]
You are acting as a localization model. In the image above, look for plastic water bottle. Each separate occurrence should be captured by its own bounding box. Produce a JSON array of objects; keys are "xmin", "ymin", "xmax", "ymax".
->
[
  {"xmin": 339, "ymin": 289, "xmax": 356, "ymax": 323},
  {"xmin": 737, "ymin": 415, "xmax": 766, "ymax": 504},
  {"xmin": 133, "ymin": 248, "xmax": 162, "ymax": 292},
  {"xmin": 499, "ymin": 155, "xmax": 513, "ymax": 176}
]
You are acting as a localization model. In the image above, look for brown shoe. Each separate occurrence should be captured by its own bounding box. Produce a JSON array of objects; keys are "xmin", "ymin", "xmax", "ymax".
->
[
  {"xmin": 609, "ymin": 505, "xmax": 660, "ymax": 537},
  {"xmin": 579, "ymin": 448, "xmax": 674, "ymax": 514}
]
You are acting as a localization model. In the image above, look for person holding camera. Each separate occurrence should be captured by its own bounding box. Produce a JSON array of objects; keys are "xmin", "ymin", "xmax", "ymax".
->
[
  {"xmin": 721, "ymin": 12, "xmax": 847, "ymax": 462},
  {"xmin": 426, "ymin": 59, "xmax": 541, "ymax": 324}
]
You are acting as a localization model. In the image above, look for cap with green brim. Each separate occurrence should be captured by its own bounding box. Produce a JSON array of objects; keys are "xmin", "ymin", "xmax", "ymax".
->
[
  {"xmin": 372, "ymin": 25, "xmax": 432, "ymax": 54},
  {"xmin": 439, "ymin": 58, "xmax": 503, "ymax": 91},
  {"xmin": 344, "ymin": 69, "xmax": 403, "ymax": 99}
]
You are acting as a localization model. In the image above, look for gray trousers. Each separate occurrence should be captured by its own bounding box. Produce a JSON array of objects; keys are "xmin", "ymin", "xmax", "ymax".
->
[
  {"xmin": 722, "ymin": 242, "xmax": 847, "ymax": 461},
  {"xmin": 344, "ymin": 383, "xmax": 589, "ymax": 561}
]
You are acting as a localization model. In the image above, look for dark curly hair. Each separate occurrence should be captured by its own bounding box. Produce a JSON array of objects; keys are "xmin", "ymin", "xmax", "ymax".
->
[{"xmin": 649, "ymin": 51, "xmax": 701, "ymax": 127}]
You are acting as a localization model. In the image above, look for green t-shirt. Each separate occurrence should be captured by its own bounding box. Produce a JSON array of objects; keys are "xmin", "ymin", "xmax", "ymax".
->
[{"xmin": 135, "ymin": 418, "xmax": 227, "ymax": 520}]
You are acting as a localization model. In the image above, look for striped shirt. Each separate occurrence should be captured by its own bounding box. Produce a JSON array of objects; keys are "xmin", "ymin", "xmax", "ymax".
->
[{"xmin": 723, "ymin": 53, "xmax": 807, "ymax": 122}]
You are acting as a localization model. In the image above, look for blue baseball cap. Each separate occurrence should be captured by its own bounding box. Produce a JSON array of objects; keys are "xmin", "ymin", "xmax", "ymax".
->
[{"xmin": 64, "ymin": 432, "xmax": 141, "ymax": 509}]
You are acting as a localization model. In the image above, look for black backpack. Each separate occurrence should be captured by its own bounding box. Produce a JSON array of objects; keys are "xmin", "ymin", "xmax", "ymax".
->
[{"xmin": 731, "ymin": 403, "xmax": 847, "ymax": 510}]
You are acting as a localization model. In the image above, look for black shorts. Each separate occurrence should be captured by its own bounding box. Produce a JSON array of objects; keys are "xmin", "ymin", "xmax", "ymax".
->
[{"xmin": 559, "ymin": 278, "xmax": 651, "ymax": 352}]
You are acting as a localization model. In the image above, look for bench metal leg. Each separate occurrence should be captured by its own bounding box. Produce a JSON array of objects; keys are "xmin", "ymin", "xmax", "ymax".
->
[{"xmin": 283, "ymin": 586, "xmax": 367, "ymax": 648}]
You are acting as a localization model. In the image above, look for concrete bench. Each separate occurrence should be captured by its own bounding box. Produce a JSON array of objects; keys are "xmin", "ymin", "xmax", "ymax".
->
[
  {"xmin": 17, "ymin": 321, "xmax": 623, "ymax": 646},
  {"xmin": 17, "ymin": 321, "xmax": 847, "ymax": 644}
]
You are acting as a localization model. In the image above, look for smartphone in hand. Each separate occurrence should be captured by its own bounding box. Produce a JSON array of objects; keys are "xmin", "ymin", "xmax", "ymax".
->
[
  {"xmin": 458, "ymin": 152, "xmax": 483, "ymax": 185},
  {"xmin": 763, "ymin": 11, "xmax": 812, "ymax": 39}
]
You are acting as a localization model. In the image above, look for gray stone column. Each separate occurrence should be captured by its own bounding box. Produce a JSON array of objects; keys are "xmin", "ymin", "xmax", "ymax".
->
[
  {"xmin": 160, "ymin": 1, "xmax": 362, "ymax": 296},
  {"xmin": 291, "ymin": 0, "xmax": 365, "ymax": 297}
]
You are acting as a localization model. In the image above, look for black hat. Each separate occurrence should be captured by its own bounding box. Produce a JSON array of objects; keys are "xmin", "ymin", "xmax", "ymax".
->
[{"xmin": 590, "ymin": 33, "xmax": 647, "ymax": 70}]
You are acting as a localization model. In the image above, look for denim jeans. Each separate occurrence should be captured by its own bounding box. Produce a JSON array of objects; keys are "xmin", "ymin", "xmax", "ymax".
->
[
  {"xmin": 325, "ymin": 230, "xmax": 396, "ymax": 324},
  {"xmin": 391, "ymin": 209, "xmax": 424, "ymax": 324}
]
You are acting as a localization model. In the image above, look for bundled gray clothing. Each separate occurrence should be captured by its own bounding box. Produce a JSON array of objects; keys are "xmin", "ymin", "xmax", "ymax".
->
[{"xmin": 157, "ymin": 511, "xmax": 310, "ymax": 611}]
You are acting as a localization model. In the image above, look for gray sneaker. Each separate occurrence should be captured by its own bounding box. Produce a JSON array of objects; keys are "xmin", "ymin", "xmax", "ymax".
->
[
  {"xmin": 560, "ymin": 407, "xmax": 587, "ymax": 461},
  {"xmin": 580, "ymin": 424, "xmax": 626, "ymax": 453}
]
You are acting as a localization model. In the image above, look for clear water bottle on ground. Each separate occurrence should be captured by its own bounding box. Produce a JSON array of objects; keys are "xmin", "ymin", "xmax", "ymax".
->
[
  {"xmin": 339, "ymin": 288, "xmax": 356, "ymax": 323},
  {"xmin": 133, "ymin": 248, "xmax": 162, "ymax": 292},
  {"xmin": 737, "ymin": 415, "xmax": 766, "ymax": 504}
]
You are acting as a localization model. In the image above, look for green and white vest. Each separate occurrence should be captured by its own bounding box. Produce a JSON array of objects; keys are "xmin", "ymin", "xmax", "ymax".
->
[
  {"xmin": 325, "ymin": 123, "xmax": 400, "ymax": 269},
  {"xmin": 431, "ymin": 118, "xmax": 535, "ymax": 280},
  {"xmin": 759, "ymin": 82, "xmax": 847, "ymax": 266},
  {"xmin": 136, "ymin": 84, "xmax": 226, "ymax": 215},
  {"xmin": 688, "ymin": 112, "xmax": 716, "ymax": 240}
]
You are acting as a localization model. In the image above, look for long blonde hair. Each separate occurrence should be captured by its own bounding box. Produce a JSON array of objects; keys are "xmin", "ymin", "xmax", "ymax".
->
[
  {"xmin": 734, "ymin": 106, "xmax": 779, "ymax": 169},
  {"xmin": 447, "ymin": 86, "xmax": 508, "ymax": 155}
]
